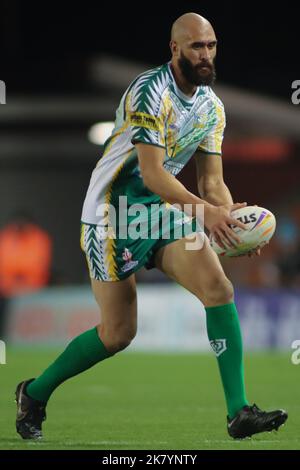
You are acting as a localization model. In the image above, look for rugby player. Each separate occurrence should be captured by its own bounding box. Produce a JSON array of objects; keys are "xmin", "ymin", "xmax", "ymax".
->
[{"xmin": 15, "ymin": 13, "xmax": 287, "ymax": 440}]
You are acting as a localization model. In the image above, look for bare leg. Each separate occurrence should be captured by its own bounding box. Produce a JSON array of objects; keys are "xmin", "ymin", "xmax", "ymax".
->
[
  {"xmin": 91, "ymin": 274, "xmax": 138, "ymax": 353},
  {"xmin": 154, "ymin": 234, "xmax": 233, "ymax": 307}
]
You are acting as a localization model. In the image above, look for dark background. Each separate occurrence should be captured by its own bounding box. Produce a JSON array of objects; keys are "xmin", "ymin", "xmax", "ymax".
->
[
  {"xmin": 1, "ymin": 1, "xmax": 298, "ymax": 99},
  {"xmin": 1, "ymin": 0, "xmax": 299, "ymax": 286}
]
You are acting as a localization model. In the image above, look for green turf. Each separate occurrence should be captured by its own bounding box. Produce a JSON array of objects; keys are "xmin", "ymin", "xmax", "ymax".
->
[{"xmin": 0, "ymin": 348, "xmax": 299, "ymax": 450}]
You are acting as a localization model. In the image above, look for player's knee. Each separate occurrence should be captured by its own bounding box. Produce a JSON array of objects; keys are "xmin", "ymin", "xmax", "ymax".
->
[
  {"xmin": 109, "ymin": 334, "xmax": 134, "ymax": 353},
  {"xmin": 202, "ymin": 275, "xmax": 234, "ymax": 306},
  {"xmin": 98, "ymin": 324, "xmax": 136, "ymax": 354}
]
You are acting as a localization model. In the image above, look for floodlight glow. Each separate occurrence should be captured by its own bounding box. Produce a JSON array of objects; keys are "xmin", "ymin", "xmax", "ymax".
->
[{"xmin": 88, "ymin": 122, "xmax": 114, "ymax": 145}]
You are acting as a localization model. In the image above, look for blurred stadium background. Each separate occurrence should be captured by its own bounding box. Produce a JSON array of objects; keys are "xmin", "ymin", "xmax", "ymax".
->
[{"xmin": 0, "ymin": 1, "xmax": 299, "ymax": 450}]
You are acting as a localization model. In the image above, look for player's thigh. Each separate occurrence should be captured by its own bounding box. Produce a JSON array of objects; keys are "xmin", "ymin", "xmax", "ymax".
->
[
  {"xmin": 154, "ymin": 233, "xmax": 233, "ymax": 305},
  {"xmin": 91, "ymin": 274, "xmax": 137, "ymax": 334}
]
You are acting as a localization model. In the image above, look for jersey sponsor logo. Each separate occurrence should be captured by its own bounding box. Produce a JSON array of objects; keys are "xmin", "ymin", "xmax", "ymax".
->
[
  {"xmin": 121, "ymin": 248, "xmax": 139, "ymax": 272},
  {"xmin": 210, "ymin": 339, "xmax": 227, "ymax": 357},
  {"xmin": 129, "ymin": 112, "xmax": 162, "ymax": 132},
  {"xmin": 163, "ymin": 160, "xmax": 184, "ymax": 176}
]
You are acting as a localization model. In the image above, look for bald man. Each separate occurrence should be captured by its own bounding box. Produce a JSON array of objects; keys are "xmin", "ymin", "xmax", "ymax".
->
[{"xmin": 16, "ymin": 13, "xmax": 287, "ymax": 440}]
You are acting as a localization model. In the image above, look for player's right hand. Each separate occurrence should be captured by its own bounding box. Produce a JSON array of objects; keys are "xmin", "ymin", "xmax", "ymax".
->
[{"xmin": 204, "ymin": 202, "xmax": 248, "ymax": 249}]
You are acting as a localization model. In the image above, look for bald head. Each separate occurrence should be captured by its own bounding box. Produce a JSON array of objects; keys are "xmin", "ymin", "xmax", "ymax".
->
[
  {"xmin": 171, "ymin": 13, "xmax": 214, "ymax": 43},
  {"xmin": 170, "ymin": 13, "xmax": 217, "ymax": 89}
]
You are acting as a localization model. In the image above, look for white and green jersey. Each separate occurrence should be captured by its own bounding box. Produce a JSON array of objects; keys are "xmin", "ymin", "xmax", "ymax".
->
[{"xmin": 81, "ymin": 62, "xmax": 225, "ymax": 224}]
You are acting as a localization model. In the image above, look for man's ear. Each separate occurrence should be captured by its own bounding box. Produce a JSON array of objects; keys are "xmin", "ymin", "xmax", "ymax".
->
[{"xmin": 170, "ymin": 40, "xmax": 178, "ymax": 57}]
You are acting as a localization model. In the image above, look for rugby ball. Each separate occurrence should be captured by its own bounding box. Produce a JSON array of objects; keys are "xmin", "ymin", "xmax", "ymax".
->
[{"xmin": 210, "ymin": 206, "xmax": 276, "ymax": 257}]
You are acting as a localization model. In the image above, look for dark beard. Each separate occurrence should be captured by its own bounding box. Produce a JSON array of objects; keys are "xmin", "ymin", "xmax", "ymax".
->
[{"xmin": 178, "ymin": 52, "xmax": 216, "ymax": 86}]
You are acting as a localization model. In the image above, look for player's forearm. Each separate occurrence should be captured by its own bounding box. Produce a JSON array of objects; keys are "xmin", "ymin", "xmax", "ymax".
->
[
  {"xmin": 143, "ymin": 168, "xmax": 211, "ymax": 217},
  {"xmin": 200, "ymin": 179, "xmax": 233, "ymax": 207}
]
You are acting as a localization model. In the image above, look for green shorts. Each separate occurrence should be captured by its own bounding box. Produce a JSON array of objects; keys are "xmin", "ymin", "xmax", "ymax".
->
[{"xmin": 80, "ymin": 202, "xmax": 202, "ymax": 281}]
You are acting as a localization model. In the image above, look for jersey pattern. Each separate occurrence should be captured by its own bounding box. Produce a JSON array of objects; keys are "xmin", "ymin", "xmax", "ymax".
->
[{"xmin": 81, "ymin": 62, "xmax": 225, "ymax": 224}]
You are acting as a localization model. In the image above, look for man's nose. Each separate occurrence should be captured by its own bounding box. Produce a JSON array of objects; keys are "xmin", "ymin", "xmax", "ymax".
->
[{"xmin": 199, "ymin": 46, "xmax": 210, "ymax": 60}]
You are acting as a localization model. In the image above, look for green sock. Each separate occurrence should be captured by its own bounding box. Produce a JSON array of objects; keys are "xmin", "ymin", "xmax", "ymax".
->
[
  {"xmin": 26, "ymin": 327, "xmax": 113, "ymax": 403},
  {"xmin": 205, "ymin": 302, "xmax": 248, "ymax": 419}
]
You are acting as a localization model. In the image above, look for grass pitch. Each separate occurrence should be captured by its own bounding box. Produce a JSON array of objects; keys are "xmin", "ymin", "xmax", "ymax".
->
[{"xmin": 0, "ymin": 349, "xmax": 299, "ymax": 450}]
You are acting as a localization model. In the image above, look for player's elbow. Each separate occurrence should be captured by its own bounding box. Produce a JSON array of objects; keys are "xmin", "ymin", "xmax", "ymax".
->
[{"xmin": 199, "ymin": 176, "xmax": 224, "ymax": 198}]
